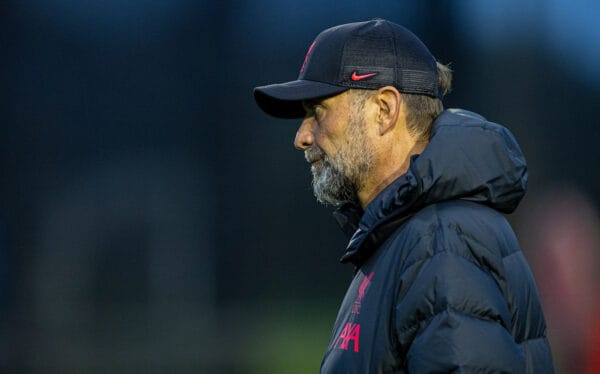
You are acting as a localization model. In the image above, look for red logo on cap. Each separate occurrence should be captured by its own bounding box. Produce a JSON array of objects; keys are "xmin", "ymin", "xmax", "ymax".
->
[
  {"xmin": 351, "ymin": 71, "xmax": 378, "ymax": 81},
  {"xmin": 300, "ymin": 41, "xmax": 316, "ymax": 73}
]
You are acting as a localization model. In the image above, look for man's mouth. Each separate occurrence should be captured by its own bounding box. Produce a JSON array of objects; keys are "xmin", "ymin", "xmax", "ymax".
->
[
  {"xmin": 305, "ymin": 148, "xmax": 324, "ymax": 162},
  {"xmin": 310, "ymin": 159, "xmax": 327, "ymax": 175}
]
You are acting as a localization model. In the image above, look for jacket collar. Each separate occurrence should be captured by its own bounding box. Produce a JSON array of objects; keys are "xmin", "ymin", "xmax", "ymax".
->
[{"xmin": 335, "ymin": 109, "xmax": 528, "ymax": 266}]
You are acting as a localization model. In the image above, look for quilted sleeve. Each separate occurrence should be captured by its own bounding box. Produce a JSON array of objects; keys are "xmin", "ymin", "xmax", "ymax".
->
[{"xmin": 394, "ymin": 250, "xmax": 526, "ymax": 372}]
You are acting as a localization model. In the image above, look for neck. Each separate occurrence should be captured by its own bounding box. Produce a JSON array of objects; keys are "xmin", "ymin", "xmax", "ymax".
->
[{"xmin": 357, "ymin": 140, "xmax": 428, "ymax": 209}]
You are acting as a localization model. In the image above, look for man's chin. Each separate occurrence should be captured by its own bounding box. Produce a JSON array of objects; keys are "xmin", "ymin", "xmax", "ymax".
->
[
  {"xmin": 312, "ymin": 181, "xmax": 357, "ymax": 206},
  {"xmin": 310, "ymin": 163, "xmax": 324, "ymax": 175}
]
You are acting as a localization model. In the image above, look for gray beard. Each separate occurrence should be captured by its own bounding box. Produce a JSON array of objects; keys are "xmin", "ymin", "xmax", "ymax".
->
[{"xmin": 311, "ymin": 156, "xmax": 358, "ymax": 206}]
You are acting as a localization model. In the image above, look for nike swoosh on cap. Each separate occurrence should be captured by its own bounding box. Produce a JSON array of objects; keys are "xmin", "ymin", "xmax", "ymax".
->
[{"xmin": 351, "ymin": 71, "xmax": 378, "ymax": 81}]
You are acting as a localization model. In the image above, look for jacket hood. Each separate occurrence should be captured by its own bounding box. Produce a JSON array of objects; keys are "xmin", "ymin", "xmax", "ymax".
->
[{"xmin": 336, "ymin": 108, "xmax": 528, "ymax": 265}]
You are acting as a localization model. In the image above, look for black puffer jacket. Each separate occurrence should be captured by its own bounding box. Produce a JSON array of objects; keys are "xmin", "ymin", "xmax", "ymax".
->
[{"xmin": 320, "ymin": 109, "xmax": 554, "ymax": 373}]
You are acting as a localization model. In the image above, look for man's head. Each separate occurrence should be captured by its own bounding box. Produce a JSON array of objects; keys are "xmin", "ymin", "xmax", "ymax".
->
[{"xmin": 254, "ymin": 19, "xmax": 452, "ymax": 206}]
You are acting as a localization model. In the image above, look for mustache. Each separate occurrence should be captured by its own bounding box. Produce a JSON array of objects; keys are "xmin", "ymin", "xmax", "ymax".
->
[{"xmin": 304, "ymin": 147, "xmax": 326, "ymax": 163}]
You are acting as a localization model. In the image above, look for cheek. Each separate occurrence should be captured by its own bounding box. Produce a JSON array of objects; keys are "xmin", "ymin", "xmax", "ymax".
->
[
  {"xmin": 317, "ymin": 124, "xmax": 348, "ymax": 156},
  {"xmin": 312, "ymin": 130, "xmax": 335, "ymax": 156}
]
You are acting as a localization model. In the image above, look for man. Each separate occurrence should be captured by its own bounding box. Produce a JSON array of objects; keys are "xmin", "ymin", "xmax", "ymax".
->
[{"xmin": 254, "ymin": 19, "xmax": 554, "ymax": 373}]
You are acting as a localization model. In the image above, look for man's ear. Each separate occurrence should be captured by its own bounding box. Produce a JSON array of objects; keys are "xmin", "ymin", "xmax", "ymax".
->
[{"xmin": 375, "ymin": 86, "xmax": 401, "ymax": 136}]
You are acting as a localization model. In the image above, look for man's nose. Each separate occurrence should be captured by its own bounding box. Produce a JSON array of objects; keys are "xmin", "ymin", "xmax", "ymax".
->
[{"xmin": 294, "ymin": 117, "xmax": 315, "ymax": 151}]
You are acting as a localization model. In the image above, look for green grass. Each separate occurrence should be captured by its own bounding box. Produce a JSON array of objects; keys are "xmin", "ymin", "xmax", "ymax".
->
[{"xmin": 243, "ymin": 301, "xmax": 338, "ymax": 373}]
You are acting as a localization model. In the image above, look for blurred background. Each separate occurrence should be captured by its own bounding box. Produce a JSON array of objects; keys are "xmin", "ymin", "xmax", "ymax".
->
[{"xmin": 0, "ymin": 0, "xmax": 598, "ymax": 373}]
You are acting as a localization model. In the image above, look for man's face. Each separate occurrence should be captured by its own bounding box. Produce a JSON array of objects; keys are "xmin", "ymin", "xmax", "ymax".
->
[{"xmin": 295, "ymin": 91, "xmax": 375, "ymax": 206}]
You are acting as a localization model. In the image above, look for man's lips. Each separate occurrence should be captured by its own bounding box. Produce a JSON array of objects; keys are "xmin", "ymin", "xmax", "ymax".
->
[
  {"xmin": 305, "ymin": 153, "xmax": 323, "ymax": 164},
  {"xmin": 305, "ymin": 148, "xmax": 326, "ymax": 167}
]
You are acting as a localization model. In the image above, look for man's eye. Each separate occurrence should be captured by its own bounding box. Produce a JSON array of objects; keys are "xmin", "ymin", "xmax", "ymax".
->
[
  {"xmin": 314, "ymin": 105, "xmax": 325, "ymax": 119},
  {"xmin": 303, "ymin": 102, "xmax": 316, "ymax": 117}
]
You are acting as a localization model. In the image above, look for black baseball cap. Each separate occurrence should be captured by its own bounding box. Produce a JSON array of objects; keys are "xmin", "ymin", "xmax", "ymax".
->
[{"xmin": 254, "ymin": 19, "xmax": 439, "ymax": 119}]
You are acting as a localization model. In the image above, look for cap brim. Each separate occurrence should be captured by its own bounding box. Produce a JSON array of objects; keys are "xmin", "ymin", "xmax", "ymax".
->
[{"xmin": 254, "ymin": 80, "xmax": 348, "ymax": 119}]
